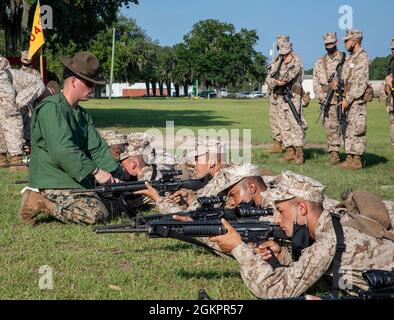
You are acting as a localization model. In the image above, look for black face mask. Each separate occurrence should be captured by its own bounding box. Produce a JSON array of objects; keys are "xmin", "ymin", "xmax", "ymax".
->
[
  {"xmin": 238, "ymin": 199, "xmax": 256, "ymax": 207},
  {"xmin": 291, "ymin": 222, "xmax": 310, "ymax": 261},
  {"xmin": 347, "ymin": 42, "xmax": 356, "ymax": 54},
  {"xmin": 326, "ymin": 46, "xmax": 337, "ymax": 55}
]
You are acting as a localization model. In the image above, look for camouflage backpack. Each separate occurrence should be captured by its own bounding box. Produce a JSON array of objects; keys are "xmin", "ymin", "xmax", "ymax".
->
[{"xmin": 337, "ymin": 190, "xmax": 394, "ymax": 241}]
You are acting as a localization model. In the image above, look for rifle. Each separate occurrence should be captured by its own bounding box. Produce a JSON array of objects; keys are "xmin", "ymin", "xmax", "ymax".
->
[
  {"xmin": 316, "ymin": 53, "xmax": 347, "ymax": 129},
  {"xmin": 270, "ymin": 56, "xmax": 284, "ymax": 80},
  {"xmin": 95, "ymin": 218, "xmax": 287, "ymax": 265},
  {"xmin": 336, "ymin": 53, "xmax": 347, "ymax": 142},
  {"xmin": 95, "ymin": 196, "xmax": 274, "ymax": 232},
  {"xmin": 275, "ymin": 86, "xmax": 303, "ymax": 126},
  {"xmin": 69, "ymin": 170, "xmax": 209, "ymax": 197},
  {"xmin": 95, "ymin": 219, "xmax": 288, "ymax": 243},
  {"xmin": 316, "ymin": 73, "xmax": 336, "ymax": 124},
  {"xmin": 15, "ymin": 179, "xmax": 29, "ymax": 184}
]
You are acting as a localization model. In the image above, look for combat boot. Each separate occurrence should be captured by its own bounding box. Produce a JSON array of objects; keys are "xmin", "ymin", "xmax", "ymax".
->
[
  {"xmin": 294, "ymin": 147, "xmax": 305, "ymax": 165},
  {"xmin": 267, "ymin": 140, "xmax": 283, "ymax": 154},
  {"xmin": 283, "ymin": 147, "xmax": 296, "ymax": 161},
  {"xmin": 0, "ymin": 153, "xmax": 9, "ymax": 167},
  {"xmin": 339, "ymin": 154, "xmax": 353, "ymax": 169},
  {"xmin": 329, "ymin": 152, "xmax": 340, "ymax": 165},
  {"xmin": 8, "ymin": 155, "xmax": 28, "ymax": 173},
  {"xmin": 18, "ymin": 189, "xmax": 56, "ymax": 225},
  {"xmin": 349, "ymin": 155, "xmax": 363, "ymax": 170}
]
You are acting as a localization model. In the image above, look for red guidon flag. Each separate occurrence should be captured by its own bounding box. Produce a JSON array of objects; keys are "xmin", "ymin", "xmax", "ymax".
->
[{"xmin": 28, "ymin": 0, "xmax": 45, "ymax": 60}]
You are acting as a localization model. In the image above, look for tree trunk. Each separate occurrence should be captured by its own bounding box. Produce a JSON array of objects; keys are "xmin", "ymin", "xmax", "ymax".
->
[
  {"xmin": 159, "ymin": 81, "xmax": 164, "ymax": 97},
  {"xmin": 183, "ymin": 84, "xmax": 188, "ymax": 97},
  {"xmin": 151, "ymin": 81, "xmax": 157, "ymax": 97},
  {"xmin": 166, "ymin": 81, "xmax": 172, "ymax": 97},
  {"xmin": 175, "ymin": 83, "xmax": 180, "ymax": 97},
  {"xmin": 216, "ymin": 85, "xmax": 222, "ymax": 98},
  {"xmin": 145, "ymin": 81, "xmax": 150, "ymax": 96}
]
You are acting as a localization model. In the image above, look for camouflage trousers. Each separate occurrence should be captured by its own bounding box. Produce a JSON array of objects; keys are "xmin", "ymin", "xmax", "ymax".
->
[
  {"xmin": 344, "ymin": 101, "xmax": 367, "ymax": 156},
  {"xmin": 276, "ymin": 94, "xmax": 307, "ymax": 148},
  {"xmin": 0, "ymin": 72, "xmax": 24, "ymax": 155},
  {"xmin": 269, "ymin": 95, "xmax": 282, "ymax": 143},
  {"xmin": 390, "ymin": 111, "xmax": 394, "ymax": 148},
  {"xmin": 41, "ymin": 189, "xmax": 121, "ymax": 225},
  {"xmin": 323, "ymin": 104, "xmax": 341, "ymax": 153}
]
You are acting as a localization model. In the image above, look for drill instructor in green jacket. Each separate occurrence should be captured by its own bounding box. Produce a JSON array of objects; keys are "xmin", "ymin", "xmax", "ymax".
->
[{"xmin": 19, "ymin": 52, "xmax": 123, "ymax": 226}]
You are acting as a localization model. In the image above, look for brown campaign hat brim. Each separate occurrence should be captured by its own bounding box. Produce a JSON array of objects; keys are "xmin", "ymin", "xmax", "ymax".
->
[{"xmin": 61, "ymin": 56, "xmax": 106, "ymax": 86}]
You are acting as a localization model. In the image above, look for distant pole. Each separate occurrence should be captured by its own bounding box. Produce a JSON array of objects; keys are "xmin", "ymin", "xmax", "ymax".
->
[{"xmin": 109, "ymin": 27, "xmax": 116, "ymax": 100}]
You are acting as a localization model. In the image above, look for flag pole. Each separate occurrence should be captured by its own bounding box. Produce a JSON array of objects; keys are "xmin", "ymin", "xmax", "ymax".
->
[{"xmin": 40, "ymin": 46, "xmax": 44, "ymax": 81}]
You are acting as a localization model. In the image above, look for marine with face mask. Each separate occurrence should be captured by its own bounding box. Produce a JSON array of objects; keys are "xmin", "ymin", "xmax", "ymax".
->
[
  {"xmin": 266, "ymin": 35, "xmax": 290, "ymax": 155},
  {"xmin": 313, "ymin": 32, "xmax": 345, "ymax": 165},
  {"xmin": 331, "ymin": 30, "xmax": 371, "ymax": 170},
  {"xmin": 137, "ymin": 138, "xmax": 229, "ymax": 213},
  {"xmin": 210, "ymin": 171, "xmax": 394, "ymax": 299},
  {"xmin": 266, "ymin": 42, "xmax": 307, "ymax": 164}
]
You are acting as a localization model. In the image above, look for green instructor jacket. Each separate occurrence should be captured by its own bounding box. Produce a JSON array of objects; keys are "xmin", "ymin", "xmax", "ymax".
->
[{"xmin": 29, "ymin": 93, "xmax": 119, "ymax": 189}]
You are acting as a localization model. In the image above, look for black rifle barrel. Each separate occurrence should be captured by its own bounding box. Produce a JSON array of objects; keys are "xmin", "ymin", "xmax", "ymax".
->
[{"xmin": 69, "ymin": 177, "xmax": 207, "ymax": 194}]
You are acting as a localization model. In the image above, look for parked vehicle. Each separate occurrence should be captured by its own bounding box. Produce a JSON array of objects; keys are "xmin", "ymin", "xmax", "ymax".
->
[
  {"xmin": 236, "ymin": 92, "xmax": 251, "ymax": 99},
  {"xmin": 248, "ymin": 91, "xmax": 265, "ymax": 98}
]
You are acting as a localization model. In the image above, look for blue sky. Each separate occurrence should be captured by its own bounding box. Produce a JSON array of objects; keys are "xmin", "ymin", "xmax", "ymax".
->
[{"xmin": 122, "ymin": 0, "xmax": 394, "ymax": 69}]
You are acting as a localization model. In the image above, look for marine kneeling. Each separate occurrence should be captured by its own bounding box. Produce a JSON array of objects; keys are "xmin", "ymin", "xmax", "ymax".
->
[{"xmin": 18, "ymin": 52, "xmax": 124, "ymax": 226}]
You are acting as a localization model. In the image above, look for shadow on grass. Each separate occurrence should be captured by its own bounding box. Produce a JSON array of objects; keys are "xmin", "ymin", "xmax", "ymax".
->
[
  {"xmin": 176, "ymin": 269, "xmax": 240, "ymax": 280},
  {"xmin": 89, "ymin": 108, "xmax": 237, "ymax": 128},
  {"xmin": 362, "ymin": 153, "xmax": 389, "ymax": 168},
  {"xmin": 304, "ymin": 148, "xmax": 327, "ymax": 160}
]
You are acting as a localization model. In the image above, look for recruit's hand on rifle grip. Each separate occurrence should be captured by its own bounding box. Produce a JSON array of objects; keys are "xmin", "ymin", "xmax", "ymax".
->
[
  {"xmin": 209, "ymin": 219, "xmax": 242, "ymax": 253},
  {"xmin": 253, "ymin": 240, "xmax": 282, "ymax": 261},
  {"xmin": 133, "ymin": 181, "xmax": 160, "ymax": 202}
]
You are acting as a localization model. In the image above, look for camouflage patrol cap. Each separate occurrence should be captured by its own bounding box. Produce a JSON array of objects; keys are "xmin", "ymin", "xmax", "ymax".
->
[
  {"xmin": 100, "ymin": 130, "xmax": 128, "ymax": 147},
  {"xmin": 278, "ymin": 42, "xmax": 293, "ymax": 55},
  {"xmin": 266, "ymin": 171, "xmax": 325, "ymax": 203},
  {"xmin": 0, "ymin": 56, "xmax": 10, "ymax": 71},
  {"xmin": 276, "ymin": 35, "xmax": 290, "ymax": 45},
  {"xmin": 120, "ymin": 132, "xmax": 155, "ymax": 160},
  {"xmin": 216, "ymin": 164, "xmax": 262, "ymax": 194},
  {"xmin": 21, "ymin": 51, "xmax": 32, "ymax": 65},
  {"xmin": 323, "ymin": 32, "xmax": 337, "ymax": 44},
  {"xmin": 343, "ymin": 29, "xmax": 363, "ymax": 41},
  {"xmin": 189, "ymin": 138, "xmax": 227, "ymax": 158}
]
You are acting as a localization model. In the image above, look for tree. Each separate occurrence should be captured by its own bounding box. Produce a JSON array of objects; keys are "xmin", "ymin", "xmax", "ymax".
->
[
  {"xmin": 0, "ymin": 0, "xmax": 139, "ymax": 55},
  {"xmin": 370, "ymin": 55, "xmax": 392, "ymax": 80},
  {"xmin": 181, "ymin": 19, "xmax": 267, "ymax": 96}
]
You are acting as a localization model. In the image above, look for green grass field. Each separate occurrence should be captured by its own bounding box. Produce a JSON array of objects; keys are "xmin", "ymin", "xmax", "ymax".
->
[{"xmin": 0, "ymin": 98, "xmax": 393, "ymax": 300}]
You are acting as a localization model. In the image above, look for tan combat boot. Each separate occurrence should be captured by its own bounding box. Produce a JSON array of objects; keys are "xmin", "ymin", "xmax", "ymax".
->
[
  {"xmin": 18, "ymin": 190, "xmax": 56, "ymax": 225},
  {"xmin": 283, "ymin": 147, "xmax": 296, "ymax": 161},
  {"xmin": 0, "ymin": 153, "xmax": 9, "ymax": 167},
  {"xmin": 339, "ymin": 154, "xmax": 353, "ymax": 169},
  {"xmin": 8, "ymin": 155, "xmax": 28, "ymax": 173},
  {"xmin": 267, "ymin": 140, "xmax": 283, "ymax": 154},
  {"xmin": 295, "ymin": 147, "xmax": 305, "ymax": 165},
  {"xmin": 349, "ymin": 155, "xmax": 363, "ymax": 170},
  {"xmin": 329, "ymin": 152, "xmax": 340, "ymax": 165}
]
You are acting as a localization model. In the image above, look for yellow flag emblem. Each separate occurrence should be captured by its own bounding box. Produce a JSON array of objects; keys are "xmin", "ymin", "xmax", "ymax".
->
[{"xmin": 28, "ymin": 0, "xmax": 45, "ymax": 60}]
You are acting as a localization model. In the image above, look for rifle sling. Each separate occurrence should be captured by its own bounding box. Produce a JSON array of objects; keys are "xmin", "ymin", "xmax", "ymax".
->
[{"xmin": 330, "ymin": 213, "xmax": 346, "ymax": 291}]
